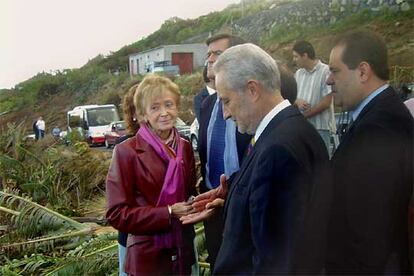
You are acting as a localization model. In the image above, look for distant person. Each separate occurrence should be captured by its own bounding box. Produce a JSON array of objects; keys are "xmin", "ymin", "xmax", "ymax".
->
[
  {"xmin": 52, "ymin": 126, "xmax": 61, "ymax": 138},
  {"xmin": 35, "ymin": 116, "xmax": 45, "ymax": 139},
  {"xmin": 293, "ymin": 40, "xmax": 336, "ymax": 154},
  {"xmin": 326, "ymin": 31, "xmax": 413, "ymax": 274},
  {"xmin": 32, "ymin": 120, "xmax": 39, "ymax": 140},
  {"xmin": 106, "ymin": 75, "xmax": 197, "ymax": 275},
  {"xmin": 193, "ymin": 64, "xmax": 214, "ymax": 122}
]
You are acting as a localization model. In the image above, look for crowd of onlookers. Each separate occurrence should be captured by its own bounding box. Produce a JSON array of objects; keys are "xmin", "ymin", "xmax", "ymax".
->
[{"xmin": 104, "ymin": 29, "xmax": 413, "ymax": 276}]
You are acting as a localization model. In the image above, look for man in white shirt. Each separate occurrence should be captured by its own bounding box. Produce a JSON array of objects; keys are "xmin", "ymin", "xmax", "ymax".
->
[
  {"xmin": 293, "ymin": 40, "xmax": 336, "ymax": 154},
  {"xmin": 35, "ymin": 116, "xmax": 45, "ymax": 139}
]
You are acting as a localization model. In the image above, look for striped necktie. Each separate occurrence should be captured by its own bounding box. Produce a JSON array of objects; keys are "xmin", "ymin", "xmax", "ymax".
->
[{"xmin": 208, "ymin": 101, "xmax": 226, "ymax": 188}]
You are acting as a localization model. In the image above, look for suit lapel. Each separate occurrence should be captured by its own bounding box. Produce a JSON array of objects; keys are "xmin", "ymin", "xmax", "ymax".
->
[
  {"xmin": 223, "ymin": 105, "xmax": 301, "ymax": 216},
  {"xmin": 334, "ymin": 87, "xmax": 394, "ymax": 157}
]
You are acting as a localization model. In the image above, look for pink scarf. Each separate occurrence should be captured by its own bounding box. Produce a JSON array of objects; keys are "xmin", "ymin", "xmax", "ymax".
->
[{"xmin": 137, "ymin": 122, "xmax": 186, "ymax": 250}]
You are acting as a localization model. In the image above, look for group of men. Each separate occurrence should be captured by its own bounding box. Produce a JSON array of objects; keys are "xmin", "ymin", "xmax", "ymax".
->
[{"xmin": 186, "ymin": 31, "xmax": 413, "ymax": 275}]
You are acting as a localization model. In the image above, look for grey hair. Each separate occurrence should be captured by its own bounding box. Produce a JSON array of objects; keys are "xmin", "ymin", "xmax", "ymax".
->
[{"xmin": 213, "ymin": 43, "xmax": 281, "ymax": 93}]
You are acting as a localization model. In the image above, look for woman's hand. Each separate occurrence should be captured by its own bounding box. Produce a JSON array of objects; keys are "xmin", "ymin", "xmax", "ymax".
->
[{"xmin": 170, "ymin": 202, "xmax": 193, "ymax": 218}]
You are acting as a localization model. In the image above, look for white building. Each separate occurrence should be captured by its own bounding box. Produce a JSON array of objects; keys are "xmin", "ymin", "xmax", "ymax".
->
[{"xmin": 128, "ymin": 43, "xmax": 207, "ymax": 76}]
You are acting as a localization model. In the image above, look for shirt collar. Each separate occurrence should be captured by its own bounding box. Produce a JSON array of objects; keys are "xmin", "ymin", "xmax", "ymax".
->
[
  {"xmin": 206, "ymin": 85, "xmax": 216, "ymax": 95},
  {"xmin": 306, "ymin": 60, "xmax": 321, "ymax": 73},
  {"xmin": 254, "ymin": 99, "xmax": 291, "ymax": 142},
  {"xmin": 351, "ymin": 84, "xmax": 389, "ymax": 121}
]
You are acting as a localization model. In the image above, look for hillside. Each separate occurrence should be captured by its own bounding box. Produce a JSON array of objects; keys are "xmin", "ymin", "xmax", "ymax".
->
[{"xmin": 1, "ymin": 0, "xmax": 413, "ymax": 134}]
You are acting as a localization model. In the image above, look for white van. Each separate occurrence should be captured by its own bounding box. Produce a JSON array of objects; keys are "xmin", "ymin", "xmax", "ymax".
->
[{"xmin": 67, "ymin": 104, "xmax": 120, "ymax": 146}]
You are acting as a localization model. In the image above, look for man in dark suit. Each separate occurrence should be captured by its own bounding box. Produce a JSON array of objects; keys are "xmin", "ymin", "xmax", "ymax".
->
[
  {"xmin": 197, "ymin": 33, "xmax": 251, "ymax": 269},
  {"xmin": 193, "ymin": 65, "xmax": 213, "ymax": 122},
  {"xmin": 326, "ymin": 31, "xmax": 413, "ymax": 274},
  {"xmin": 195, "ymin": 43, "xmax": 330, "ymax": 274}
]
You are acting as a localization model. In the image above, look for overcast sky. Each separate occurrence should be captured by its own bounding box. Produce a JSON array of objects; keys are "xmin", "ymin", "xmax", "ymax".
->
[{"xmin": 0, "ymin": 0, "xmax": 239, "ymax": 89}]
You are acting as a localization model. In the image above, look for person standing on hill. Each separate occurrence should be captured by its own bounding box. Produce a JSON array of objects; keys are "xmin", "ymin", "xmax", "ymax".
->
[
  {"xmin": 35, "ymin": 116, "xmax": 45, "ymax": 139},
  {"xmin": 32, "ymin": 119, "xmax": 39, "ymax": 140},
  {"xmin": 293, "ymin": 40, "xmax": 336, "ymax": 154}
]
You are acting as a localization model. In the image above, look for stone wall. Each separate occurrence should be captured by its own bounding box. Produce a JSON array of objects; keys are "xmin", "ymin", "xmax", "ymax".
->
[{"xmin": 231, "ymin": 0, "xmax": 413, "ymax": 42}]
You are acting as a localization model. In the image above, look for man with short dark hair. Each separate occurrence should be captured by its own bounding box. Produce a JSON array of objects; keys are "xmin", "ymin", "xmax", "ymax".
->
[
  {"xmin": 326, "ymin": 31, "xmax": 413, "ymax": 275},
  {"xmin": 293, "ymin": 40, "xmax": 336, "ymax": 153}
]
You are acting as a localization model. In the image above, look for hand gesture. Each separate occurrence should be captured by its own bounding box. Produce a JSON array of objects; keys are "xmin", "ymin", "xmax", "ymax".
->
[
  {"xmin": 180, "ymin": 175, "xmax": 227, "ymax": 224},
  {"xmin": 170, "ymin": 201, "xmax": 193, "ymax": 218}
]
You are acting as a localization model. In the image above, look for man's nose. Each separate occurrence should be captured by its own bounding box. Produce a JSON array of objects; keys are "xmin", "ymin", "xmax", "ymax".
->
[
  {"xmin": 326, "ymin": 73, "xmax": 334, "ymax": 86},
  {"xmin": 207, "ymin": 54, "xmax": 217, "ymax": 64}
]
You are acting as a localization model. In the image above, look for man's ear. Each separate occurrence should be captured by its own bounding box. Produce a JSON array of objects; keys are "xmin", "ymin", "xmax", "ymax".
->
[
  {"xmin": 358, "ymin": 62, "xmax": 371, "ymax": 83},
  {"xmin": 246, "ymin": 80, "xmax": 261, "ymax": 102}
]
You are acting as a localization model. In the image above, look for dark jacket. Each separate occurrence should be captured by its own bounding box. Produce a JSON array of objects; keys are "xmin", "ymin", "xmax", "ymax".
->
[
  {"xmin": 106, "ymin": 132, "xmax": 196, "ymax": 275},
  {"xmin": 214, "ymin": 105, "xmax": 331, "ymax": 274},
  {"xmin": 193, "ymin": 87, "xmax": 210, "ymax": 121},
  {"xmin": 326, "ymin": 86, "xmax": 413, "ymax": 274}
]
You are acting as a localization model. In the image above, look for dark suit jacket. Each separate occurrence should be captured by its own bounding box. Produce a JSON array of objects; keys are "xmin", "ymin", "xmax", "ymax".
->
[
  {"xmin": 214, "ymin": 105, "xmax": 331, "ymax": 275},
  {"xmin": 193, "ymin": 87, "xmax": 210, "ymax": 122},
  {"xmin": 198, "ymin": 93, "xmax": 251, "ymax": 192},
  {"xmin": 326, "ymin": 87, "xmax": 413, "ymax": 274}
]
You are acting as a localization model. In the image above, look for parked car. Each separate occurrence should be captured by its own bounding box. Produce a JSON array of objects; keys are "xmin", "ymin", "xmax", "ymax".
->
[
  {"xmin": 190, "ymin": 118, "xmax": 199, "ymax": 151},
  {"xmin": 23, "ymin": 134, "xmax": 36, "ymax": 142},
  {"xmin": 176, "ymin": 117, "xmax": 191, "ymax": 141},
  {"xmin": 104, "ymin": 121, "xmax": 127, "ymax": 148}
]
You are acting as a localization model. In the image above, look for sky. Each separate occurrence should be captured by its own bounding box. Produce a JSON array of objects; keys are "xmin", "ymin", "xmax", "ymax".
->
[{"xmin": 0, "ymin": 0, "xmax": 239, "ymax": 89}]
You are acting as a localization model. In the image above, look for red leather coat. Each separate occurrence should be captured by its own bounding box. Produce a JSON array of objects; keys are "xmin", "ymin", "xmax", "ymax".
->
[{"xmin": 106, "ymin": 133, "xmax": 197, "ymax": 275}]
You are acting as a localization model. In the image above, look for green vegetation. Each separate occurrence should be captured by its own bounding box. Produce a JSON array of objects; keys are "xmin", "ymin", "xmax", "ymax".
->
[
  {"xmin": 262, "ymin": 7, "xmax": 414, "ymax": 45},
  {"xmin": 0, "ymin": 122, "xmax": 110, "ymax": 215}
]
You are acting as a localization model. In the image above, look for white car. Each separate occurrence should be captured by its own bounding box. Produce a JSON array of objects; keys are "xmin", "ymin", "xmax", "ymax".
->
[{"xmin": 190, "ymin": 119, "xmax": 199, "ymax": 151}]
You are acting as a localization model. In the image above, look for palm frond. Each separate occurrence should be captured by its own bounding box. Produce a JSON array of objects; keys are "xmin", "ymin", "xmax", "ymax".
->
[
  {"xmin": 0, "ymin": 190, "xmax": 92, "ymax": 257},
  {"xmin": 44, "ymin": 234, "xmax": 118, "ymax": 276},
  {"xmin": 0, "ymin": 190, "xmax": 86, "ymax": 231}
]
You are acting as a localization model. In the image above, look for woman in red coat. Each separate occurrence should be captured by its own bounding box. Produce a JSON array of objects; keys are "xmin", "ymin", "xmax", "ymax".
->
[{"xmin": 106, "ymin": 75, "xmax": 197, "ymax": 275}]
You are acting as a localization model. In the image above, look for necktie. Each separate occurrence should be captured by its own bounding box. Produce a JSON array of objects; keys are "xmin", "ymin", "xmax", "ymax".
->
[
  {"xmin": 208, "ymin": 101, "xmax": 226, "ymax": 188},
  {"xmin": 246, "ymin": 137, "xmax": 255, "ymax": 156}
]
